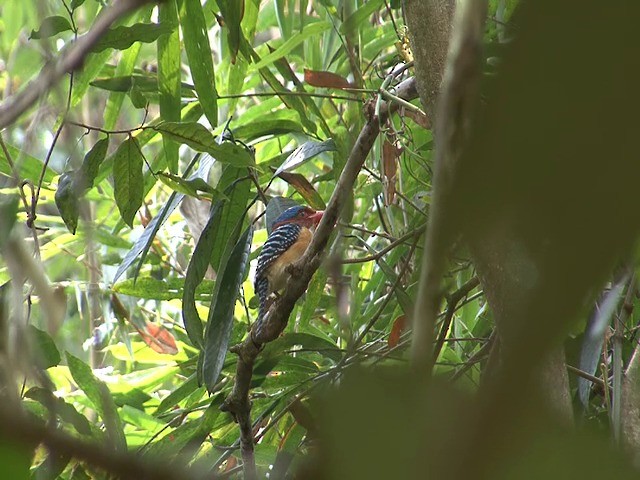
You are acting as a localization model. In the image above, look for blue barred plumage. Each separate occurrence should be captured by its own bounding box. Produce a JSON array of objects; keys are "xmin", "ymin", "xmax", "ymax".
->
[{"xmin": 254, "ymin": 205, "xmax": 324, "ymax": 322}]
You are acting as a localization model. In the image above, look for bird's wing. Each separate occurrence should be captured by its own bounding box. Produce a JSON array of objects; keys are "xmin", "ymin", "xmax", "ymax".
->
[{"xmin": 255, "ymin": 223, "xmax": 303, "ymax": 284}]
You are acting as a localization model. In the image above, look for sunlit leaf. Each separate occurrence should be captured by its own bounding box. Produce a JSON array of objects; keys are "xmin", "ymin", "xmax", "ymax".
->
[
  {"xmin": 274, "ymin": 139, "xmax": 336, "ymax": 176},
  {"xmin": 252, "ymin": 21, "xmax": 331, "ymax": 70},
  {"xmin": 112, "ymin": 137, "xmax": 144, "ymax": 227},
  {"xmin": 66, "ymin": 353, "xmax": 126, "ymax": 451},
  {"xmin": 178, "ymin": 0, "xmax": 218, "ymax": 126}
]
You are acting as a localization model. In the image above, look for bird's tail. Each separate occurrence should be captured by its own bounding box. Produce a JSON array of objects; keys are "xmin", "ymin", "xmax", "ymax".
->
[{"xmin": 255, "ymin": 276, "xmax": 270, "ymax": 321}]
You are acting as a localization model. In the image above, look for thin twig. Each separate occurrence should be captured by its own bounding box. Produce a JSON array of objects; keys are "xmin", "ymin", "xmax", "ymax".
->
[{"xmin": 0, "ymin": 0, "xmax": 154, "ymax": 130}]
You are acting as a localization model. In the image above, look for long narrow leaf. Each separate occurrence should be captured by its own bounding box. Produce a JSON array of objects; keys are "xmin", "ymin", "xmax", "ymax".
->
[
  {"xmin": 202, "ymin": 226, "xmax": 253, "ymax": 392},
  {"xmin": 178, "ymin": 0, "xmax": 218, "ymax": 127}
]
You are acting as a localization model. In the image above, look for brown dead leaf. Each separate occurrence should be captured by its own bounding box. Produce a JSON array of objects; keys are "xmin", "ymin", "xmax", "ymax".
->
[{"xmin": 304, "ymin": 69, "xmax": 354, "ymax": 89}]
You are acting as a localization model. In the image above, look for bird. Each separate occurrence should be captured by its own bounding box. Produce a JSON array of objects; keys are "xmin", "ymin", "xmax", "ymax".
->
[{"xmin": 254, "ymin": 205, "xmax": 324, "ymax": 321}]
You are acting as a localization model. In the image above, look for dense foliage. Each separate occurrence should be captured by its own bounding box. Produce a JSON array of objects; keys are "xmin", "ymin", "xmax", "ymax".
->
[{"xmin": 2, "ymin": 0, "xmax": 640, "ymax": 479}]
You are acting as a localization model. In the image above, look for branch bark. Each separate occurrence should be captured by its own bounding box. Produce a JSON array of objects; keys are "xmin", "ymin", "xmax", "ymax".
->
[
  {"xmin": 0, "ymin": 405, "xmax": 196, "ymax": 480},
  {"xmin": 220, "ymin": 78, "xmax": 418, "ymax": 478},
  {"xmin": 410, "ymin": 0, "xmax": 488, "ymax": 371},
  {"xmin": 0, "ymin": 0, "xmax": 155, "ymax": 130}
]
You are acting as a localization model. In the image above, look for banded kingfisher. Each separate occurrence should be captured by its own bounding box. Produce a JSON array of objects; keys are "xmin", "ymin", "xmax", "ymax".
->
[{"xmin": 255, "ymin": 205, "xmax": 324, "ymax": 321}]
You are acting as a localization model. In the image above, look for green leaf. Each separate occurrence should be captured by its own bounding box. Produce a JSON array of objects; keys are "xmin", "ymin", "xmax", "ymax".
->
[
  {"xmin": 0, "ymin": 142, "xmax": 56, "ymax": 184},
  {"xmin": 178, "ymin": 0, "xmax": 218, "ymax": 127},
  {"xmin": 0, "ymin": 195, "xmax": 19, "ymax": 248},
  {"xmin": 340, "ymin": 0, "xmax": 383, "ymax": 35},
  {"xmin": 91, "ymin": 23, "xmax": 174, "ymax": 52},
  {"xmin": 157, "ymin": 171, "xmax": 224, "ymax": 200},
  {"xmin": 66, "ymin": 353, "xmax": 126, "ymax": 451},
  {"xmin": 274, "ymin": 139, "xmax": 337, "ymax": 176},
  {"xmin": 25, "ymin": 387, "xmax": 92, "ymax": 436},
  {"xmin": 76, "ymin": 137, "xmax": 109, "ymax": 191},
  {"xmin": 104, "ymin": 40, "xmax": 143, "ymax": 130},
  {"xmin": 155, "ymin": 374, "xmax": 200, "ymax": 415},
  {"xmin": 217, "ymin": 0, "xmax": 243, "ymax": 63},
  {"xmin": 113, "ymin": 276, "xmax": 215, "ymax": 301},
  {"xmin": 158, "ymin": 0, "xmax": 181, "ymax": 174},
  {"xmin": 70, "ymin": 0, "xmax": 86, "ymax": 11},
  {"xmin": 30, "ymin": 16, "xmax": 72, "ymax": 39},
  {"xmin": 28, "ymin": 326, "xmax": 61, "ymax": 369},
  {"xmin": 182, "ymin": 201, "xmax": 223, "ymax": 348},
  {"xmin": 252, "ymin": 21, "xmax": 331, "ymax": 70},
  {"xmin": 261, "ymin": 332, "xmax": 341, "ymax": 362},
  {"xmin": 298, "ymin": 270, "xmax": 327, "ymax": 328},
  {"xmin": 231, "ymin": 118, "xmax": 304, "ymax": 142},
  {"xmin": 91, "ymin": 75, "xmax": 196, "ymax": 96},
  {"xmin": 112, "ymin": 137, "xmax": 144, "ymax": 227},
  {"xmin": 54, "ymin": 172, "xmax": 80, "ymax": 234},
  {"xmin": 208, "ymin": 167, "xmax": 251, "ymax": 274},
  {"xmin": 202, "ymin": 226, "xmax": 253, "ymax": 392},
  {"xmin": 154, "ymin": 122, "xmax": 254, "ymax": 166},
  {"xmin": 145, "ymin": 395, "xmax": 223, "ymax": 459},
  {"xmin": 277, "ymin": 171, "xmax": 326, "ymax": 210}
]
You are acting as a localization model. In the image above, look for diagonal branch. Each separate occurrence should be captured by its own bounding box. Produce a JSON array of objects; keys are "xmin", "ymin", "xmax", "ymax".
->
[
  {"xmin": 0, "ymin": 0, "xmax": 155, "ymax": 130},
  {"xmin": 220, "ymin": 77, "xmax": 418, "ymax": 478}
]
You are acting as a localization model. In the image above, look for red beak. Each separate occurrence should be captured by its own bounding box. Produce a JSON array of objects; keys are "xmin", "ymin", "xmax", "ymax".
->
[{"xmin": 308, "ymin": 210, "xmax": 324, "ymax": 225}]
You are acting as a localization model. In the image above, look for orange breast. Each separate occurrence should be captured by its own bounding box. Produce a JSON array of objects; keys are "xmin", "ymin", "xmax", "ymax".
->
[{"xmin": 265, "ymin": 227, "xmax": 312, "ymax": 292}]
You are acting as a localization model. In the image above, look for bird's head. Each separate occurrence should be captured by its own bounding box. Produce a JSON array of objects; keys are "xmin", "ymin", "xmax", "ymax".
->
[{"xmin": 272, "ymin": 205, "xmax": 324, "ymax": 230}]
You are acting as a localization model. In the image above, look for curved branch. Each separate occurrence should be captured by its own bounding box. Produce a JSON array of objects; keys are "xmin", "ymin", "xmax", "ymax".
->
[
  {"xmin": 220, "ymin": 77, "xmax": 419, "ymax": 478},
  {"xmin": 0, "ymin": 0, "xmax": 155, "ymax": 130}
]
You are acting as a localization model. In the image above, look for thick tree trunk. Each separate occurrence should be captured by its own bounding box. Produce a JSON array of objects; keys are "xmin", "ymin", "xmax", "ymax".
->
[{"xmin": 406, "ymin": 0, "xmax": 573, "ymax": 423}]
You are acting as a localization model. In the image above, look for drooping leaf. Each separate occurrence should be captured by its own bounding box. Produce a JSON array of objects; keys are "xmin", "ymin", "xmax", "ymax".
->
[
  {"xmin": 252, "ymin": 21, "xmax": 331, "ymax": 70},
  {"xmin": 54, "ymin": 172, "xmax": 80, "ymax": 234},
  {"xmin": 304, "ymin": 69, "xmax": 353, "ymax": 89},
  {"xmin": 274, "ymin": 139, "xmax": 336, "ymax": 176},
  {"xmin": 91, "ymin": 23, "xmax": 174, "ymax": 52},
  {"xmin": 25, "ymin": 387, "xmax": 92, "ymax": 436},
  {"xmin": 28, "ymin": 326, "xmax": 61, "ymax": 369},
  {"xmin": 158, "ymin": 0, "xmax": 181, "ymax": 174},
  {"xmin": 70, "ymin": 0, "xmax": 86, "ymax": 11},
  {"xmin": 92, "ymin": 75, "xmax": 196, "ymax": 97},
  {"xmin": 112, "ymin": 137, "xmax": 144, "ymax": 227},
  {"xmin": 0, "ymin": 143, "xmax": 56, "ymax": 184},
  {"xmin": 231, "ymin": 118, "xmax": 304, "ymax": 143},
  {"xmin": 156, "ymin": 171, "xmax": 222, "ymax": 199},
  {"xmin": 339, "ymin": 0, "xmax": 384, "ymax": 35},
  {"xmin": 66, "ymin": 353, "xmax": 126, "ymax": 451},
  {"xmin": 208, "ymin": 168, "xmax": 252, "ymax": 275},
  {"xmin": 276, "ymin": 171, "xmax": 326, "ymax": 210},
  {"xmin": 155, "ymin": 374, "xmax": 200, "ymax": 415},
  {"xmin": 298, "ymin": 269, "xmax": 327, "ymax": 328},
  {"xmin": 388, "ymin": 315, "xmax": 407, "ymax": 348},
  {"xmin": 113, "ymin": 155, "xmax": 214, "ymax": 283},
  {"xmin": 202, "ymin": 226, "xmax": 253, "ymax": 392},
  {"xmin": 216, "ymin": 0, "xmax": 244, "ymax": 63},
  {"xmin": 182, "ymin": 201, "xmax": 224, "ymax": 348},
  {"xmin": 578, "ymin": 277, "xmax": 627, "ymax": 408},
  {"xmin": 154, "ymin": 122, "xmax": 254, "ymax": 166},
  {"xmin": 30, "ymin": 16, "xmax": 72, "ymax": 39},
  {"xmin": 178, "ymin": 0, "xmax": 218, "ymax": 127},
  {"xmin": 76, "ymin": 137, "xmax": 109, "ymax": 191}
]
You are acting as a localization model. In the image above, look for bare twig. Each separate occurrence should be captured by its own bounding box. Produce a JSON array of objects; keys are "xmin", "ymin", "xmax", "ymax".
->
[
  {"xmin": 220, "ymin": 77, "xmax": 419, "ymax": 478},
  {"xmin": 0, "ymin": 0, "xmax": 155, "ymax": 130}
]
